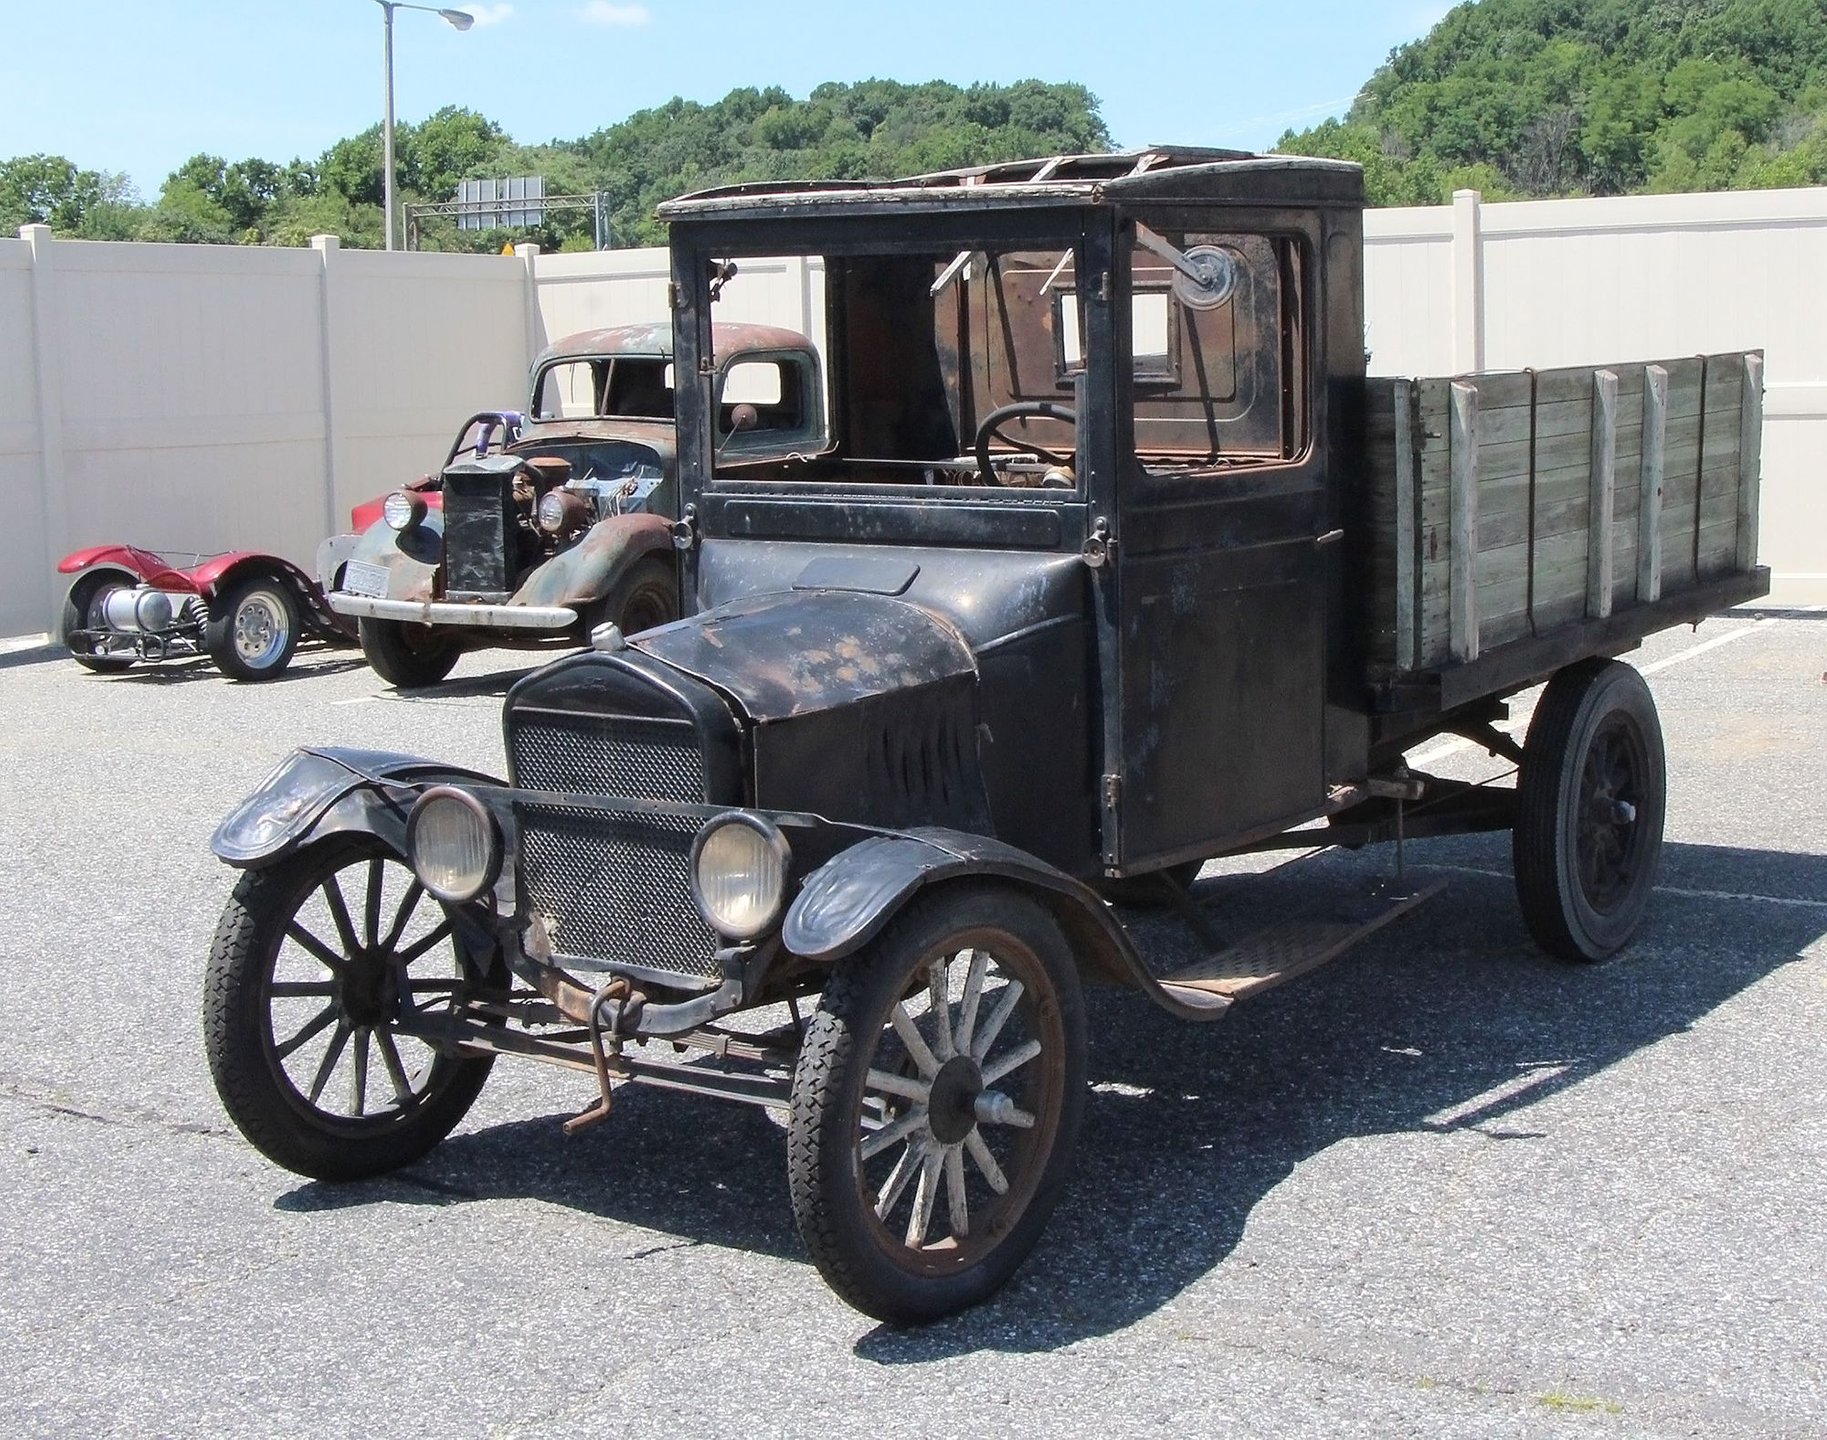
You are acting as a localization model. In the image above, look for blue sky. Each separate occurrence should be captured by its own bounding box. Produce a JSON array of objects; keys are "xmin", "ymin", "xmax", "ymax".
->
[{"xmin": 1, "ymin": 0, "xmax": 1456, "ymax": 199}]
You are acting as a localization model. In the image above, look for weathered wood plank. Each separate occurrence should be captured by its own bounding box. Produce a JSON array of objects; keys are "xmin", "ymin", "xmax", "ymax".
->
[
  {"xmin": 1588, "ymin": 370, "xmax": 1618, "ymax": 618},
  {"xmin": 1638, "ymin": 364, "xmax": 1667, "ymax": 602},
  {"xmin": 1392, "ymin": 379, "xmax": 1418, "ymax": 672},
  {"xmin": 1450, "ymin": 381, "xmax": 1480, "ymax": 663},
  {"xmin": 1737, "ymin": 352, "xmax": 1763, "ymax": 571}
]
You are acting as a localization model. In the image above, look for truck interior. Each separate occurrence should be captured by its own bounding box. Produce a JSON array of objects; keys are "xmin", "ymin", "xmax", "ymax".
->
[{"xmin": 707, "ymin": 227, "xmax": 1305, "ymax": 489}]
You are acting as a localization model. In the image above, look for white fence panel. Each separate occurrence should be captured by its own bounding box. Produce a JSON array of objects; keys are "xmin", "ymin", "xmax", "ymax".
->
[
  {"xmin": 324, "ymin": 246, "xmax": 532, "ymax": 526},
  {"xmin": 51, "ymin": 240, "xmax": 327, "ymax": 578},
  {"xmin": 1364, "ymin": 210, "xmax": 1455, "ymax": 377},
  {"xmin": 0, "ymin": 240, "xmax": 46, "ymax": 636}
]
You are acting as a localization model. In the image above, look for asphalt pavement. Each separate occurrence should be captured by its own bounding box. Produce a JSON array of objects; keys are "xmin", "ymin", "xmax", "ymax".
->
[{"xmin": 0, "ymin": 608, "xmax": 1821, "ymax": 1439}]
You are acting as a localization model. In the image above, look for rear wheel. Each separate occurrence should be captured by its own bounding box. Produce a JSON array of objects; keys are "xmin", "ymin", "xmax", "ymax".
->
[
  {"xmin": 359, "ymin": 617, "xmax": 461, "ymax": 688},
  {"xmin": 206, "ymin": 574, "xmax": 299, "ymax": 681},
  {"xmin": 202, "ymin": 838, "xmax": 496, "ymax": 1181},
  {"xmin": 1513, "ymin": 658, "xmax": 1666, "ymax": 962},
  {"xmin": 60, "ymin": 571, "xmax": 135, "ymax": 673},
  {"xmin": 788, "ymin": 886, "xmax": 1086, "ymax": 1323}
]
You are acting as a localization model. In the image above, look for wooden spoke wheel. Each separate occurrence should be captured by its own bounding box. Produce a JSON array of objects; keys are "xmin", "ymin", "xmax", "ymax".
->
[
  {"xmin": 788, "ymin": 886, "xmax": 1086, "ymax": 1323},
  {"xmin": 203, "ymin": 839, "xmax": 495, "ymax": 1180}
]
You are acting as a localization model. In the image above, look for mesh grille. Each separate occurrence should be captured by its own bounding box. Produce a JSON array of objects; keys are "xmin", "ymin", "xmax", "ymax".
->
[
  {"xmin": 511, "ymin": 714, "xmax": 705, "ymax": 801},
  {"xmin": 517, "ymin": 803, "xmax": 720, "ymax": 981}
]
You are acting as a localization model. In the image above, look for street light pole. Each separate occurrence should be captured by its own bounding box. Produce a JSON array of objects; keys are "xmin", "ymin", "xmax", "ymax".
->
[{"xmin": 373, "ymin": 1, "xmax": 474, "ymax": 252}]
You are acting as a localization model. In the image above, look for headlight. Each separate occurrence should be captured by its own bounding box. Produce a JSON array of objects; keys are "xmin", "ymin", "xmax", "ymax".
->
[
  {"xmin": 536, "ymin": 489, "xmax": 589, "ymax": 535},
  {"xmin": 690, "ymin": 813, "xmax": 790, "ymax": 941},
  {"xmin": 383, "ymin": 491, "xmax": 427, "ymax": 531},
  {"xmin": 407, "ymin": 787, "xmax": 500, "ymax": 903}
]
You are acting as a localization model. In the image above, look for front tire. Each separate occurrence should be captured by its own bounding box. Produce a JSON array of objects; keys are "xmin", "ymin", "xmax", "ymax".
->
[
  {"xmin": 206, "ymin": 574, "xmax": 299, "ymax": 681},
  {"xmin": 788, "ymin": 885, "xmax": 1086, "ymax": 1323},
  {"xmin": 359, "ymin": 617, "xmax": 461, "ymax": 688},
  {"xmin": 1513, "ymin": 658, "xmax": 1666, "ymax": 962},
  {"xmin": 202, "ymin": 838, "xmax": 495, "ymax": 1181},
  {"xmin": 587, "ymin": 555, "xmax": 678, "ymax": 639},
  {"xmin": 60, "ymin": 572, "xmax": 135, "ymax": 673}
]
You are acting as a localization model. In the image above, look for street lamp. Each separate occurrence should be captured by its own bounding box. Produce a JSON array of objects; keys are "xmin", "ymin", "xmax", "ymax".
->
[{"xmin": 375, "ymin": 1, "xmax": 474, "ymax": 251}]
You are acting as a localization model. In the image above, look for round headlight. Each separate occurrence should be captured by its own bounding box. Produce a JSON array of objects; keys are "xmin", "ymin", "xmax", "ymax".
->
[
  {"xmin": 536, "ymin": 488, "xmax": 589, "ymax": 535},
  {"xmin": 690, "ymin": 813, "xmax": 790, "ymax": 941},
  {"xmin": 407, "ymin": 787, "xmax": 500, "ymax": 903},
  {"xmin": 382, "ymin": 491, "xmax": 427, "ymax": 531}
]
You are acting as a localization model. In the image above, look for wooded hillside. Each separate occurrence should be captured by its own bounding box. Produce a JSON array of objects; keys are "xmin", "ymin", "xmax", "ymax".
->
[{"xmin": 1278, "ymin": 0, "xmax": 1827, "ymax": 203}]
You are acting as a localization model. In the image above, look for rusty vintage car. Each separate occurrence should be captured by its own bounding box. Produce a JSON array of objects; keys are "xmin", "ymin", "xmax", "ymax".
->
[
  {"xmin": 203, "ymin": 150, "xmax": 1767, "ymax": 1322},
  {"xmin": 322, "ymin": 321, "xmax": 824, "ymax": 686}
]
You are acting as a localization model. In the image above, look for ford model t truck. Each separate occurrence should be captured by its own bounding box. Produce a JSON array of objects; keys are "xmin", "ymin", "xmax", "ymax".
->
[
  {"xmin": 204, "ymin": 149, "xmax": 1768, "ymax": 1323},
  {"xmin": 323, "ymin": 320, "xmax": 824, "ymax": 686}
]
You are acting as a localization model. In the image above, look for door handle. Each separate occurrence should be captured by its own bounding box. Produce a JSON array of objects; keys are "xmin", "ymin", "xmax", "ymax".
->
[{"xmin": 1314, "ymin": 529, "xmax": 1345, "ymax": 548}]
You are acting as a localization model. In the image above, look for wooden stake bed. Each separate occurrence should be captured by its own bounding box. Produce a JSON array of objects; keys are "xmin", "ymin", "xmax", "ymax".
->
[
  {"xmin": 1160, "ymin": 879, "xmax": 1448, "ymax": 1006},
  {"xmin": 1362, "ymin": 352, "xmax": 1767, "ymax": 695}
]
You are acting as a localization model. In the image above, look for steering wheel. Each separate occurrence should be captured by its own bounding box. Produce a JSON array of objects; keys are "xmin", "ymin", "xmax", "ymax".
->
[
  {"xmin": 444, "ymin": 410, "xmax": 526, "ymax": 467},
  {"xmin": 974, "ymin": 402, "xmax": 1078, "ymax": 484}
]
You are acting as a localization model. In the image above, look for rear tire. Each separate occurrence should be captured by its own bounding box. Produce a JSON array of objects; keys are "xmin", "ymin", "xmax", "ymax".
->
[
  {"xmin": 1513, "ymin": 658, "xmax": 1666, "ymax": 962},
  {"xmin": 359, "ymin": 617, "xmax": 461, "ymax": 688},
  {"xmin": 206, "ymin": 574, "xmax": 299, "ymax": 681},
  {"xmin": 60, "ymin": 572, "xmax": 135, "ymax": 673}
]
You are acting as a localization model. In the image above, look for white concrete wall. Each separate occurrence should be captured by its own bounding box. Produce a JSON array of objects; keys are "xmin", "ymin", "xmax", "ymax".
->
[
  {"xmin": 0, "ymin": 239, "xmax": 47, "ymax": 634},
  {"xmin": 1367, "ymin": 188, "xmax": 1827, "ymax": 603},
  {"xmin": 2, "ymin": 229, "xmax": 533, "ymax": 636}
]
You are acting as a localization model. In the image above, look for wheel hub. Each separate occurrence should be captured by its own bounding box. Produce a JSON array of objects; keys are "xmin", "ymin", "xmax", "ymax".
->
[
  {"xmin": 340, "ymin": 952, "xmax": 397, "ymax": 1027},
  {"xmin": 926, "ymin": 1055, "xmax": 984, "ymax": 1145}
]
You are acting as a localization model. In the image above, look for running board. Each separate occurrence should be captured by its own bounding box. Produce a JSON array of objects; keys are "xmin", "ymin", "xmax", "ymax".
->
[{"xmin": 1160, "ymin": 878, "xmax": 1447, "ymax": 1007}]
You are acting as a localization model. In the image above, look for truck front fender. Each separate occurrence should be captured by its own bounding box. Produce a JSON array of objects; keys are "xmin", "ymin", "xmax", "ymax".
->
[
  {"xmin": 509, "ymin": 513, "xmax": 674, "ymax": 611},
  {"xmin": 213, "ymin": 746, "xmax": 504, "ymax": 869},
  {"xmin": 781, "ymin": 827, "xmax": 1231, "ymax": 1022}
]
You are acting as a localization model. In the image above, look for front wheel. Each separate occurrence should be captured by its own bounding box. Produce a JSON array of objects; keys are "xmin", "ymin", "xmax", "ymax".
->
[
  {"xmin": 788, "ymin": 885, "xmax": 1086, "ymax": 1323},
  {"xmin": 202, "ymin": 839, "xmax": 496, "ymax": 1181},
  {"xmin": 359, "ymin": 617, "xmax": 461, "ymax": 688},
  {"xmin": 585, "ymin": 555, "xmax": 678, "ymax": 640},
  {"xmin": 1513, "ymin": 658, "xmax": 1666, "ymax": 962},
  {"xmin": 206, "ymin": 574, "xmax": 299, "ymax": 681}
]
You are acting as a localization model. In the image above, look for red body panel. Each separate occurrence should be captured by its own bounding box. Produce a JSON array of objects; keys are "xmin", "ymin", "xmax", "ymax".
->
[{"xmin": 57, "ymin": 545, "xmax": 318, "ymax": 598}]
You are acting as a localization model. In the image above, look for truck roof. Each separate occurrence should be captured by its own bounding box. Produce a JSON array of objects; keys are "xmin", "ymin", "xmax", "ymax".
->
[
  {"xmin": 535, "ymin": 320, "xmax": 818, "ymax": 369},
  {"xmin": 657, "ymin": 149, "xmax": 1365, "ymax": 223}
]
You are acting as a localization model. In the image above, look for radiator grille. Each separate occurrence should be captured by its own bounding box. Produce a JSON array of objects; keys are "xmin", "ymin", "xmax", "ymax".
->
[
  {"xmin": 511, "ymin": 714, "xmax": 704, "ymax": 801},
  {"xmin": 442, "ymin": 471, "xmax": 514, "ymax": 596},
  {"xmin": 517, "ymin": 803, "xmax": 720, "ymax": 981}
]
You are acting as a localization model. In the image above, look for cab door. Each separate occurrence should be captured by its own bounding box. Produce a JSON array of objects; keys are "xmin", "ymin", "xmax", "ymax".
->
[{"xmin": 1102, "ymin": 221, "xmax": 1331, "ymax": 872}]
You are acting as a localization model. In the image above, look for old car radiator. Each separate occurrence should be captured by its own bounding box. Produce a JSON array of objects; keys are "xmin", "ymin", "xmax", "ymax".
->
[
  {"xmin": 511, "ymin": 712, "xmax": 722, "ymax": 984},
  {"xmin": 442, "ymin": 468, "xmax": 516, "ymax": 597}
]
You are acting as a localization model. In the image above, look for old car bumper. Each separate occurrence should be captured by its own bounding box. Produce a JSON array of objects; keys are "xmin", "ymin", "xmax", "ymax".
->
[{"xmin": 328, "ymin": 593, "xmax": 579, "ymax": 629}]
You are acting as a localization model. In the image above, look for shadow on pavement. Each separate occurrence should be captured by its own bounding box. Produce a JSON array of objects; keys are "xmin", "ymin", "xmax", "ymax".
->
[{"xmin": 273, "ymin": 834, "xmax": 1826, "ymax": 1354}]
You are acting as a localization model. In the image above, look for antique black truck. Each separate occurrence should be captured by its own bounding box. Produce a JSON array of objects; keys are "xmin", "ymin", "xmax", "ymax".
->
[{"xmin": 203, "ymin": 149, "xmax": 1768, "ymax": 1323}]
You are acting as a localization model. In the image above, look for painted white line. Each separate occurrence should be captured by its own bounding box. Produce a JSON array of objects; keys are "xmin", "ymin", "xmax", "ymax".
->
[
  {"xmin": 330, "ymin": 696, "xmax": 379, "ymax": 706},
  {"xmin": 1638, "ymin": 620, "xmax": 1766, "ymax": 676},
  {"xmin": 1427, "ymin": 861, "xmax": 1827, "ymax": 911},
  {"xmin": 0, "ymin": 632, "xmax": 51, "ymax": 654}
]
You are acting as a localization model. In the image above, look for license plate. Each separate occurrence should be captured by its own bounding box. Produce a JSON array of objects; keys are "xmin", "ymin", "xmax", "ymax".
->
[{"xmin": 341, "ymin": 560, "xmax": 391, "ymax": 599}]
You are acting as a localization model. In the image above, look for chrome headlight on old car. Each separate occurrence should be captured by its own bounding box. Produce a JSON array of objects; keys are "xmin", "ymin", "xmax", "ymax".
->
[
  {"xmin": 690, "ymin": 813, "xmax": 790, "ymax": 941},
  {"xmin": 382, "ymin": 491, "xmax": 427, "ymax": 531},
  {"xmin": 535, "ymin": 488, "xmax": 590, "ymax": 535},
  {"xmin": 407, "ymin": 787, "xmax": 500, "ymax": 902}
]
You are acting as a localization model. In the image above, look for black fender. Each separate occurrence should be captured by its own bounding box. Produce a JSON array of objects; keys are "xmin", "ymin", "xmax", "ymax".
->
[
  {"xmin": 212, "ymin": 746, "xmax": 505, "ymax": 869},
  {"xmin": 780, "ymin": 826, "xmax": 1231, "ymax": 1021}
]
